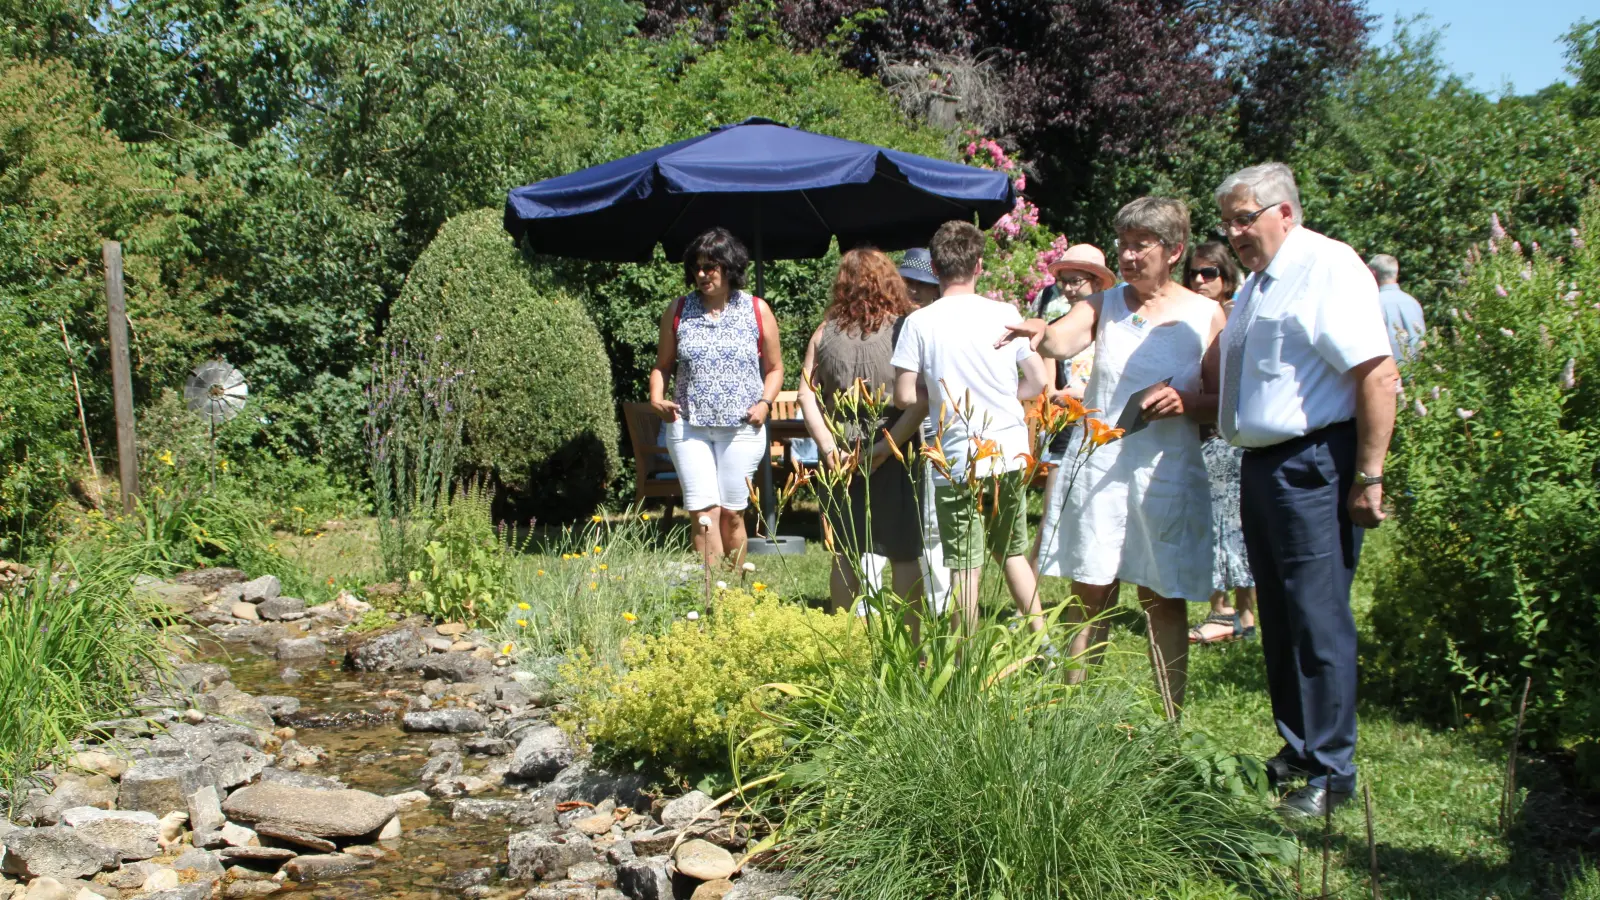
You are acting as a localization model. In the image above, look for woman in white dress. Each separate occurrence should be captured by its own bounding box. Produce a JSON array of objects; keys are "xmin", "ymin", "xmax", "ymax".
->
[{"xmin": 1002, "ymin": 197, "xmax": 1225, "ymax": 710}]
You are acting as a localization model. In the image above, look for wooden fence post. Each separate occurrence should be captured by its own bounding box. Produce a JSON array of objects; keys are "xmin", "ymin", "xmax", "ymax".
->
[{"xmin": 104, "ymin": 240, "xmax": 138, "ymax": 513}]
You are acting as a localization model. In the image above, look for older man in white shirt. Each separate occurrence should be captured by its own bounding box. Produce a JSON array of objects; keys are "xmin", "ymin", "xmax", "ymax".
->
[{"xmin": 1214, "ymin": 163, "xmax": 1398, "ymax": 819}]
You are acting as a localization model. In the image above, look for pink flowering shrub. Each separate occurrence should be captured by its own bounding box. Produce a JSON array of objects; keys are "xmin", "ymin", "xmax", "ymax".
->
[
  {"xmin": 1374, "ymin": 193, "xmax": 1600, "ymax": 755},
  {"xmin": 961, "ymin": 133, "xmax": 1068, "ymax": 312}
]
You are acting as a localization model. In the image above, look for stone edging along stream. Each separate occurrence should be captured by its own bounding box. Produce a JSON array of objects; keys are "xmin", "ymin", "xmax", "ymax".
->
[{"xmin": 0, "ymin": 568, "xmax": 799, "ymax": 900}]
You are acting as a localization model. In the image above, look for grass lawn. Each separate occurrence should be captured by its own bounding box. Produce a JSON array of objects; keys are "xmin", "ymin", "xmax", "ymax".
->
[{"xmin": 284, "ymin": 508, "xmax": 1596, "ymax": 899}]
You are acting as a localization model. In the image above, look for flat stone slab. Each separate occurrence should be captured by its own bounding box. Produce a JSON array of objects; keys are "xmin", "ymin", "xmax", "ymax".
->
[
  {"xmin": 1, "ymin": 826, "xmax": 119, "ymax": 880},
  {"xmin": 219, "ymin": 846, "xmax": 299, "ymax": 862},
  {"xmin": 282, "ymin": 853, "xmax": 374, "ymax": 882},
  {"xmin": 255, "ymin": 822, "xmax": 337, "ymax": 853},
  {"xmin": 401, "ymin": 709, "xmax": 488, "ymax": 734},
  {"xmin": 222, "ymin": 783, "xmax": 398, "ymax": 839},
  {"xmin": 58, "ymin": 807, "xmax": 160, "ymax": 861}
]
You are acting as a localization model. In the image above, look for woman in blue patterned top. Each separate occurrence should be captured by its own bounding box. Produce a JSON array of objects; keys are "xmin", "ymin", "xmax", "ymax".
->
[{"xmin": 648, "ymin": 228, "xmax": 783, "ymax": 564}]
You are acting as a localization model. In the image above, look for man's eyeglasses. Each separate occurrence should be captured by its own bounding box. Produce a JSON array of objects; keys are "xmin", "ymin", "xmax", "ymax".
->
[
  {"xmin": 1188, "ymin": 266, "xmax": 1221, "ymax": 281},
  {"xmin": 1116, "ymin": 239, "xmax": 1164, "ymax": 257},
  {"xmin": 1220, "ymin": 204, "xmax": 1278, "ymax": 234}
]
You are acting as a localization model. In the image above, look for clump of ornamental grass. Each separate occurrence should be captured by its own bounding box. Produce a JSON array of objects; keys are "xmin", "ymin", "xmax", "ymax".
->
[
  {"xmin": 497, "ymin": 509, "xmax": 709, "ymax": 670},
  {"xmin": 736, "ymin": 611, "xmax": 1291, "ymax": 900},
  {"xmin": 0, "ymin": 543, "xmax": 172, "ymax": 807}
]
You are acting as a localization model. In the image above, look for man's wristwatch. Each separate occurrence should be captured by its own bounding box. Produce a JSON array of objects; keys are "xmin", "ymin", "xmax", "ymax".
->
[{"xmin": 1355, "ymin": 471, "xmax": 1384, "ymax": 487}]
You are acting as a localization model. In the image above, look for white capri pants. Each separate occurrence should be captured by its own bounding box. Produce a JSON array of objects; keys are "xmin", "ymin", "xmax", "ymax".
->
[{"xmin": 663, "ymin": 420, "xmax": 768, "ymax": 511}]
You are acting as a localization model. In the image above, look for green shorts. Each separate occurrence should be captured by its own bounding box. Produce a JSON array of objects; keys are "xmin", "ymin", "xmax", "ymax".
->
[{"xmin": 933, "ymin": 472, "xmax": 1031, "ymax": 570}]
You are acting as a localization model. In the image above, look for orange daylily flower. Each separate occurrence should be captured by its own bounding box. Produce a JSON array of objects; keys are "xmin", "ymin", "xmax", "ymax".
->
[
  {"xmin": 1086, "ymin": 418, "xmax": 1125, "ymax": 447},
  {"xmin": 921, "ymin": 444, "xmax": 953, "ymax": 478},
  {"xmin": 971, "ymin": 437, "xmax": 1003, "ymax": 463},
  {"xmin": 1056, "ymin": 393, "xmax": 1094, "ymax": 425},
  {"xmin": 881, "ymin": 428, "xmax": 905, "ymax": 465}
]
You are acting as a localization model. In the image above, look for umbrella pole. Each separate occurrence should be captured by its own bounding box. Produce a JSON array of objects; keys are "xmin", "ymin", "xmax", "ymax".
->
[{"xmin": 753, "ymin": 222, "xmax": 780, "ymax": 541}]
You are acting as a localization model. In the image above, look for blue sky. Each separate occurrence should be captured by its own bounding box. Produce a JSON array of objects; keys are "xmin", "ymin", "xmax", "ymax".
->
[{"xmin": 1371, "ymin": 0, "xmax": 1592, "ymax": 95}]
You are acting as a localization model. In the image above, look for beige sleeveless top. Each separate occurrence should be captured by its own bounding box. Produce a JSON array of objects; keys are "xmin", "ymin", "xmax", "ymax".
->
[{"xmin": 813, "ymin": 316, "xmax": 905, "ymax": 445}]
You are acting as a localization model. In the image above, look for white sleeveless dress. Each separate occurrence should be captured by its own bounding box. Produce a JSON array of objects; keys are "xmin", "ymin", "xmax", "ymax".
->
[{"xmin": 1038, "ymin": 285, "xmax": 1214, "ymax": 601}]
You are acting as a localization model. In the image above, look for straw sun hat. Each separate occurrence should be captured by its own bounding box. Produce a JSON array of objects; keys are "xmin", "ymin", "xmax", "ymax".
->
[{"xmin": 1046, "ymin": 244, "xmax": 1117, "ymax": 293}]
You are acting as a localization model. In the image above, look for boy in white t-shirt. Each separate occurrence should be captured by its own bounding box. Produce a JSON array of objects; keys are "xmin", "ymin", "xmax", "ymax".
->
[{"xmin": 891, "ymin": 221, "xmax": 1050, "ymax": 634}]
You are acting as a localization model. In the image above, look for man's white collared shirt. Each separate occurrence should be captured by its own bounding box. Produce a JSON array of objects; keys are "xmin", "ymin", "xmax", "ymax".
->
[{"xmin": 1220, "ymin": 226, "xmax": 1392, "ymax": 449}]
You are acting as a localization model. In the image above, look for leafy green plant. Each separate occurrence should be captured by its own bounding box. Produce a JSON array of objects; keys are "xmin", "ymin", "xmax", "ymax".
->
[
  {"xmin": 559, "ymin": 587, "xmax": 864, "ymax": 772},
  {"xmin": 0, "ymin": 542, "xmax": 173, "ymax": 805},
  {"xmin": 1372, "ymin": 189, "xmax": 1600, "ymax": 747},
  {"xmin": 404, "ymin": 480, "xmax": 510, "ymax": 626}
]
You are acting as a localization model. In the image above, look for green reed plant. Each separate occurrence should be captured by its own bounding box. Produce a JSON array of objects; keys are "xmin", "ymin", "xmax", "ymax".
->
[
  {"xmin": 0, "ymin": 542, "xmax": 172, "ymax": 806},
  {"xmin": 366, "ymin": 338, "xmax": 469, "ymax": 581}
]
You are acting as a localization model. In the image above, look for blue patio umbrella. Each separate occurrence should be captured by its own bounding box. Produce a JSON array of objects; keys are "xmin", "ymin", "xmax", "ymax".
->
[
  {"xmin": 503, "ymin": 117, "xmax": 1016, "ymax": 276},
  {"xmin": 504, "ymin": 117, "xmax": 1016, "ymax": 550}
]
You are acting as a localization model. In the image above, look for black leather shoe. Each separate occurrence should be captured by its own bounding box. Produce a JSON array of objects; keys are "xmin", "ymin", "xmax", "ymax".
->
[
  {"xmin": 1277, "ymin": 785, "xmax": 1351, "ymax": 819},
  {"xmin": 1264, "ymin": 754, "xmax": 1314, "ymax": 788}
]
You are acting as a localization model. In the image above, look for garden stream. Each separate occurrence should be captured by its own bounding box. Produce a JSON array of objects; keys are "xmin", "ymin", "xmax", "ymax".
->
[{"xmin": 197, "ymin": 642, "xmax": 524, "ymax": 899}]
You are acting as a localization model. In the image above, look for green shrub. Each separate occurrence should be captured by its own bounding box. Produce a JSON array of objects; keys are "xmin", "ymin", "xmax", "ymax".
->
[
  {"xmin": 1371, "ymin": 189, "xmax": 1600, "ymax": 746},
  {"xmin": 390, "ymin": 208, "xmax": 619, "ymax": 523},
  {"xmin": 560, "ymin": 587, "xmax": 863, "ymax": 771},
  {"xmin": 1568, "ymin": 861, "xmax": 1600, "ymax": 900},
  {"xmin": 749, "ymin": 669, "xmax": 1286, "ymax": 899},
  {"xmin": 1, "ymin": 542, "xmax": 173, "ymax": 804}
]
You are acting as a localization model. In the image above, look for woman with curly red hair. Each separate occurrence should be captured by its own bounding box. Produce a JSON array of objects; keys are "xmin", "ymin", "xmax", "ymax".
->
[{"xmin": 799, "ymin": 248, "xmax": 930, "ymax": 621}]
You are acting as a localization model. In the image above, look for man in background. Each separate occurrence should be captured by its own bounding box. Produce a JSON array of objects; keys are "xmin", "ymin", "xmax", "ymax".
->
[{"xmin": 1367, "ymin": 254, "xmax": 1426, "ymax": 362}]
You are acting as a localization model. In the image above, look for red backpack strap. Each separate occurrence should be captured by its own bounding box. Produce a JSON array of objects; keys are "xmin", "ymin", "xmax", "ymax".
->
[
  {"xmin": 673, "ymin": 295, "xmax": 686, "ymax": 333},
  {"xmin": 752, "ymin": 294, "xmax": 766, "ymax": 348}
]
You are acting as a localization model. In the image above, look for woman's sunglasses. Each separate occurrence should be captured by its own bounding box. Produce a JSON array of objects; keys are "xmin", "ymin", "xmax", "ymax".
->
[{"xmin": 1188, "ymin": 266, "xmax": 1221, "ymax": 281}]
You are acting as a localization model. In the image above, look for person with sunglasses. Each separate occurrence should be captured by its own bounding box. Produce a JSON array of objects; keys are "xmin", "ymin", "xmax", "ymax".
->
[
  {"xmin": 1213, "ymin": 162, "xmax": 1397, "ymax": 819},
  {"xmin": 649, "ymin": 227, "xmax": 783, "ymax": 567},
  {"xmin": 1184, "ymin": 243, "xmax": 1257, "ymax": 646}
]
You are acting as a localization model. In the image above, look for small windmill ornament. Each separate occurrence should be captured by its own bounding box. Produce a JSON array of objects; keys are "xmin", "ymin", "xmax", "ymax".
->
[{"xmin": 183, "ymin": 359, "xmax": 248, "ymax": 487}]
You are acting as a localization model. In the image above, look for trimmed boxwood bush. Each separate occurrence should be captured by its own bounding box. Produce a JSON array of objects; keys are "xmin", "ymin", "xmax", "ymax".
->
[{"xmin": 390, "ymin": 208, "xmax": 619, "ymax": 523}]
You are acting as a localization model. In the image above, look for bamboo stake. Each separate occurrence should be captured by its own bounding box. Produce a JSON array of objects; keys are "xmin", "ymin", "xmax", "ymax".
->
[
  {"xmin": 1500, "ymin": 676, "xmax": 1533, "ymax": 835},
  {"xmin": 1364, "ymin": 783, "xmax": 1381, "ymax": 900},
  {"xmin": 1322, "ymin": 781, "xmax": 1333, "ymax": 900},
  {"xmin": 1143, "ymin": 610, "xmax": 1177, "ymax": 722},
  {"xmin": 58, "ymin": 318, "xmax": 99, "ymax": 483},
  {"xmin": 1296, "ymin": 837, "xmax": 1303, "ymax": 899}
]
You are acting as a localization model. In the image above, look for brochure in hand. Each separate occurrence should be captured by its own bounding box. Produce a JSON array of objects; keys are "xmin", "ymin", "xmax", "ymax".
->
[{"xmin": 1114, "ymin": 377, "xmax": 1174, "ymax": 437}]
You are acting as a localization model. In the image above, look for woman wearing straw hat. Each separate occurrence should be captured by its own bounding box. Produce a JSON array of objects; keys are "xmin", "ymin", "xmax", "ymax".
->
[{"xmin": 1032, "ymin": 244, "xmax": 1117, "ymax": 565}]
